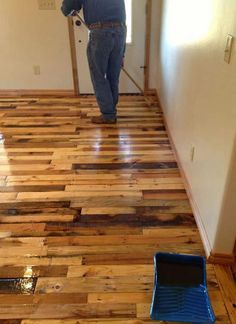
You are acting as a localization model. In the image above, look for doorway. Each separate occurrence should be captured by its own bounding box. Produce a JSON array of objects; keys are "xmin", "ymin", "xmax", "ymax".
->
[{"xmin": 71, "ymin": 0, "xmax": 147, "ymax": 94}]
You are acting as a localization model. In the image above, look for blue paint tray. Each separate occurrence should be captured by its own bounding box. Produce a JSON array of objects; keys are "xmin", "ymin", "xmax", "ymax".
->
[{"xmin": 150, "ymin": 253, "xmax": 216, "ymax": 323}]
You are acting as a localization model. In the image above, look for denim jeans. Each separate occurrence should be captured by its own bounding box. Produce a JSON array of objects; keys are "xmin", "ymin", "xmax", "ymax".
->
[{"xmin": 87, "ymin": 26, "xmax": 126, "ymax": 120}]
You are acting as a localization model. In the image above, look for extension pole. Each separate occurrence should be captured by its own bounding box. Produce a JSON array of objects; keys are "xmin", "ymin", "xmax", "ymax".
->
[
  {"xmin": 75, "ymin": 13, "xmax": 154, "ymax": 106},
  {"xmin": 121, "ymin": 68, "xmax": 153, "ymax": 106}
]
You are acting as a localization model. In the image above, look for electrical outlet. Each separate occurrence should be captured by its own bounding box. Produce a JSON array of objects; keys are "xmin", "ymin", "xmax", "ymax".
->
[
  {"xmin": 38, "ymin": 0, "xmax": 56, "ymax": 10},
  {"xmin": 190, "ymin": 146, "xmax": 195, "ymax": 162},
  {"xmin": 33, "ymin": 65, "xmax": 41, "ymax": 75}
]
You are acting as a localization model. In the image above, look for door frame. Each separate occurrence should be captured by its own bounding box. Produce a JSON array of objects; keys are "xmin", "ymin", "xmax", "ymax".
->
[
  {"xmin": 67, "ymin": 0, "xmax": 152, "ymax": 96},
  {"xmin": 144, "ymin": 0, "xmax": 152, "ymax": 92},
  {"xmin": 68, "ymin": 17, "xmax": 80, "ymax": 96}
]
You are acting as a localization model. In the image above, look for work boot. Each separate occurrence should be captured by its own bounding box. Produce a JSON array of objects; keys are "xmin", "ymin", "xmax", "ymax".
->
[{"xmin": 91, "ymin": 116, "xmax": 117, "ymax": 124}]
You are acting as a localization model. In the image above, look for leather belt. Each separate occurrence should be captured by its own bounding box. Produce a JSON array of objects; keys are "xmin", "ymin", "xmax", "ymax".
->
[{"xmin": 88, "ymin": 22, "xmax": 124, "ymax": 30}]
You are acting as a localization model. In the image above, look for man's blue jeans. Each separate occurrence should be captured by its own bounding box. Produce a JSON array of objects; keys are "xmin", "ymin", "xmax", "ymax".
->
[{"xmin": 87, "ymin": 26, "xmax": 126, "ymax": 120}]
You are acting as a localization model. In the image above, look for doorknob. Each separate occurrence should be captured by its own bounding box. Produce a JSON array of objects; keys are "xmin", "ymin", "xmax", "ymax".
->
[
  {"xmin": 140, "ymin": 66, "xmax": 147, "ymax": 69},
  {"xmin": 75, "ymin": 20, "xmax": 82, "ymax": 27}
]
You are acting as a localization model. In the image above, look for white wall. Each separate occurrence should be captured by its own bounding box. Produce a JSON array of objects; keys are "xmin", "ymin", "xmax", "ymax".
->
[
  {"xmin": 152, "ymin": 0, "xmax": 236, "ymax": 254},
  {"xmin": 0, "ymin": 0, "xmax": 73, "ymax": 90}
]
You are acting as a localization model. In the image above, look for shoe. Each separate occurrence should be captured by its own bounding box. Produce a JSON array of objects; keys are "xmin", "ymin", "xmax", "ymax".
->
[{"xmin": 91, "ymin": 116, "xmax": 117, "ymax": 124}]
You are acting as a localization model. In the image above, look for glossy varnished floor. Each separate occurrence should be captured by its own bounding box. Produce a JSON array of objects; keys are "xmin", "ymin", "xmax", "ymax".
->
[{"xmin": 0, "ymin": 95, "xmax": 234, "ymax": 322}]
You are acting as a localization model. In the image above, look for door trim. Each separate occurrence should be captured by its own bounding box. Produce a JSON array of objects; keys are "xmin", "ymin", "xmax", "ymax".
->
[
  {"xmin": 144, "ymin": 0, "xmax": 152, "ymax": 92},
  {"xmin": 68, "ymin": 17, "xmax": 80, "ymax": 96}
]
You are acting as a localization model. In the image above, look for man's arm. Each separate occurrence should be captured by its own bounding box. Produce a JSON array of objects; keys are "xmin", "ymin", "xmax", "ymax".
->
[{"xmin": 61, "ymin": 0, "xmax": 83, "ymax": 16}]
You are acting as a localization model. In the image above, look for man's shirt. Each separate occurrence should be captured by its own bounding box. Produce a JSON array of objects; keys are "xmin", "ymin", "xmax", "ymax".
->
[{"xmin": 61, "ymin": 0, "xmax": 126, "ymax": 25}]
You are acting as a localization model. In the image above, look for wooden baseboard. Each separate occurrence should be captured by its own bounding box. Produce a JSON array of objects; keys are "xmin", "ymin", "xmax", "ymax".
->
[
  {"xmin": 209, "ymin": 253, "xmax": 235, "ymax": 265},
  {"xmin": 144, "ymin": 88, "xmax": 158, "ymax": 96},
  {"xmin": 0, "ymin": 89, "xmax": 75, "ymax": 97}
]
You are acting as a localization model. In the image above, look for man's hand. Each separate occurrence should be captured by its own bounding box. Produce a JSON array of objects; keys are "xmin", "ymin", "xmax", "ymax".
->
[
  {"xmin": 61, "ymin": 0, "xmax": 82, "ymax": 17},
  {"xmin": 122, "ymin": 57, "xmax": 125, "ymax": 68}
]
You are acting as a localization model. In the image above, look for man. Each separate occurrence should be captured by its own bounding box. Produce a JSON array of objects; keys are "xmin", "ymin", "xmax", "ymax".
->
[{"xmin": 61, "ymin": 0, "xmax": 126, "ymax": 124}]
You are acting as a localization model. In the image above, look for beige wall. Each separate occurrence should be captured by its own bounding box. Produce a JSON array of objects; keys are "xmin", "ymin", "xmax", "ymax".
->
[
  {"xmin": 152, "ymin": 0, "xmax": 236, "ymax": 254},
  {"xmin": 0, "ymin": 0, "xmax": 73, "ymax": 90}
]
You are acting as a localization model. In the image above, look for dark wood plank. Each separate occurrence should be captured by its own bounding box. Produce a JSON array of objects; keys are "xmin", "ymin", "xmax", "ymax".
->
[{"xmin": 0, "ymin": 278, "xmax": 37, "ymax": 294}]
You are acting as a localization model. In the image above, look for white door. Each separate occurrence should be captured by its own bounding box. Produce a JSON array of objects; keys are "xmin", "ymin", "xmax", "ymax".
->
[{"xmin": 73, "ymin": 0, "xmax": 147, "ymax": 94}]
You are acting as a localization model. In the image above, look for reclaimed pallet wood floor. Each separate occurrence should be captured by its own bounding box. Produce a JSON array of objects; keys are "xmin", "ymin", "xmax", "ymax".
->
[{"xmin": 0, "ymin": 95, "xmax": 233, "ymax": 323}]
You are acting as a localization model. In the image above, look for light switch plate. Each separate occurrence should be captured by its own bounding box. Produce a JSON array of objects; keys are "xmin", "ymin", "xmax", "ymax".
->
[
  {"xmin": 38, "ymin": 0, "xmax": 56, "ymax": 10},
  {"xmin": 224, "ymin": 34, "xmax": 234, "ymax": 64}
]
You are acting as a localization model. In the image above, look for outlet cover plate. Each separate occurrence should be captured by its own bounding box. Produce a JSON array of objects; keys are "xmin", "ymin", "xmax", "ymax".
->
[{"xmin": 38, "ymin": 0, "xmax": 56, "ymax": 10}]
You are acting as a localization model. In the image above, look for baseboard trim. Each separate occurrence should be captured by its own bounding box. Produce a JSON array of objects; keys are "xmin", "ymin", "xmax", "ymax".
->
[
  {"xmin": 209, "ymin": 252, "xmax": 235, "ymax": 265},
  {"xmin": 0, "ymin": 89, "xmax": 75, "ymax": 97},
  {"xmin": 144, "ymin": 88, "xmax": 158, "ymax": 96}
]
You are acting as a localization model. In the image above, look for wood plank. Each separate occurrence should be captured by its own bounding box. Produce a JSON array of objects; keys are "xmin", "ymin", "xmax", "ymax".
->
[
  {"xmin": 0, "ymin": 266, "xmax": 68, "ymax": 278},
  {"xmin": 0, "ymin": 278, "xmax": 37, "ymax": 294},
  {"xmin": 45, "ymin": 229, "xmax": 201, "ymax": 247},
  {"xmin": 20, "ymin": 303, "xmax": 136, "ymax": 319},
  {"xmin": 0, "ymin": 293, "xmax": 87, "ymax": 304},
  {"xmin": 17, "ymin": 190, "xmax": 143, "ymax": 201},
  {"xmin": 88, "ymin": 292, "xmax": 152, "ymax": 304},
  {"xmin": 65, "ymin": 184, "xmax": 185, "ymax": 191},
  {"xmin": 35, "ymin": 276, "xmax": 154, "ymax": 294},
  {"xmin": 67, "ymin": 265, "xmax": 154, "ymax": 278},
  {"xmin": 46, "ymin": 243, "xmax": 203, "ymax": 257},
  {"xmin": 81, "ymin": 207, "xmax": 136, "ymax": 215}
]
